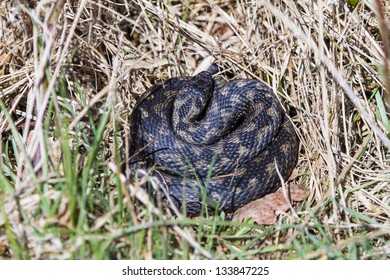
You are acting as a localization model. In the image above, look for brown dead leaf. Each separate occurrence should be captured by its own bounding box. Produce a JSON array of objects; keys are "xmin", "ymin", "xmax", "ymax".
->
[
  {"xmin": 211, "ymin": 22, "xmax": 234, "ymax": 41},
  {"xmin": 0, "ymin": 242, "xmax": 9, "ymax": 256},
  {"xmin": 233, "ymin": 184, "xmax": 306, "ymax": 225}
]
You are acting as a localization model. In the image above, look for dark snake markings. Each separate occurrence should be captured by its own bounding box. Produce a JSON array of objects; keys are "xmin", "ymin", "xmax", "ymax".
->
[{"xmin": 128, "ymin": 65, "xmax": 299, "ymax": 216}]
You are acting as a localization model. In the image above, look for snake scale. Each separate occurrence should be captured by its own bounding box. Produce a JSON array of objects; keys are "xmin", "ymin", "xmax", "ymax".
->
[{"xmin": 128, "ymin": 65, "xmax": 298, "ymax": 216}]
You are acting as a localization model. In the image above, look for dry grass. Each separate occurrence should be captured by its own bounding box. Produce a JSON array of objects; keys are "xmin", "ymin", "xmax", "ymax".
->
[{"xmin": 0, "ymin": 0, "xmax": 389, "ymax": 259}]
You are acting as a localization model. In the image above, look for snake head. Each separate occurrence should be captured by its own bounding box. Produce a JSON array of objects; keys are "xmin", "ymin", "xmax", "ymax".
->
[
  {"xmin": 206, "ymin": 64, "xmax": 220, "ymax": 75},
  {"xmin": 188, "ymin": 68, "xmax": 215, "ymax": 94},
  {"xmin": 172, "ymin": 69, "xmax": 216, "ymax": 126}
]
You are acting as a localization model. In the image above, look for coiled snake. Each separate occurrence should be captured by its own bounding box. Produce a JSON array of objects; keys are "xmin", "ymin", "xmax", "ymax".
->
[{"xmin": 128, "ymin": 65, "xmax": 298, "ymax": 216}]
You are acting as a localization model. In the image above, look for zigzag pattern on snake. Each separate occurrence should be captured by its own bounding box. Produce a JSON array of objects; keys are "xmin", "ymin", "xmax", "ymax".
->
[{"xmin": 128, "ymin": 65, "xmax": 298, "ymax": 216}]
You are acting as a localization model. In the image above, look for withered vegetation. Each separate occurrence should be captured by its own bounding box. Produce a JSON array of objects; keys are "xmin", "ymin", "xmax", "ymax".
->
[{"xmin": 0, "ymin": 0, "xmax": 389, "ymax": 259}]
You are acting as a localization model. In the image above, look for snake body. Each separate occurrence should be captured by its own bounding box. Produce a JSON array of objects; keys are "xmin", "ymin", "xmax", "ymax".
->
[{"xmin": 128, "ymin": 65, "xmax": 298, "ymax": 216}]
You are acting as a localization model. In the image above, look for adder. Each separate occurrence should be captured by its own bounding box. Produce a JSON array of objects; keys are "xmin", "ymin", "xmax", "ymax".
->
[{"xmin": 128, "ymin": 65, "xmax": 298, "ymax": 216}]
